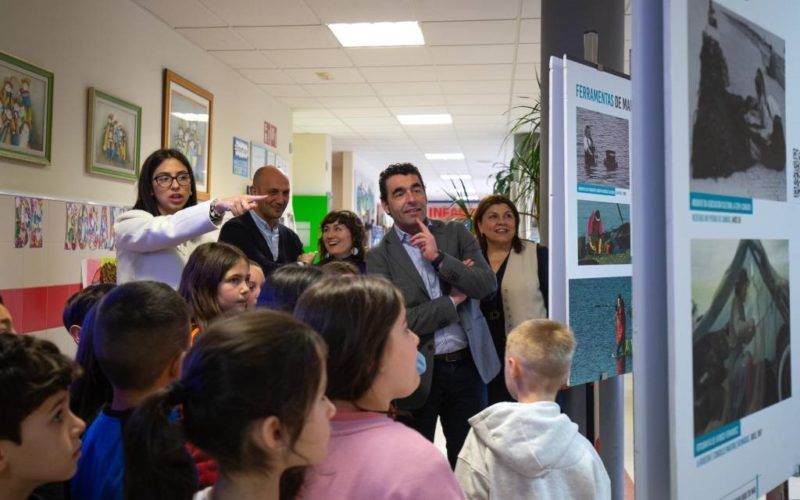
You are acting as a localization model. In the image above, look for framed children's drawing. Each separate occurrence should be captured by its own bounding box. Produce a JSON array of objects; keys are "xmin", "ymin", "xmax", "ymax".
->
[
  {"xmin": 162, "ymin": 69, "xmax": 214, "ymax": 200},
  {"xmin": 86, "ymin": 87, "xmax": 141, "ymax": 181},
  {"xmin": 0, "ymin": 51, "xmax": 54, "ymax": 164}
]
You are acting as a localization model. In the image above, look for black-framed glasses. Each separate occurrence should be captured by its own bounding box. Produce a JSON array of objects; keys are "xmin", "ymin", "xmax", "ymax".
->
[{"xmin": 153, "ymin": 172, "xmax": 192, "ymax": 188}]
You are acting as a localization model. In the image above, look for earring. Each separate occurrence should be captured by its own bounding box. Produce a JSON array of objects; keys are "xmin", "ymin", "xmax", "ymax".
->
[{"xmin": 351, "ymin": 247, "xmax": 359, "ymax": 256}]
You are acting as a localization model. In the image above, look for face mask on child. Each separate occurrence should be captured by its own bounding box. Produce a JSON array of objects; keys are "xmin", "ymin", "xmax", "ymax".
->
[{"xmin": 416, "ymin": 351, "xmax": 426, "ymax": 374}]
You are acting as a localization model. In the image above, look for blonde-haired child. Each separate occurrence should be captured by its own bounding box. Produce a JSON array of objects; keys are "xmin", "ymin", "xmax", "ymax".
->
[{"xmin": 455, "ymin": 319, "xmax": 610, "ymax": 500}]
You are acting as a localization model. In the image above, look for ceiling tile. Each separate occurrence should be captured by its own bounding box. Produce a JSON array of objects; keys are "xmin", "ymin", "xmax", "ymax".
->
[
  {"xmin": 210, "ymin": 50, "xmax": 274, "ymax": 68},
  {"xmin": 303, "ymin": 83, "xmax": 376, "ymax": 97},
  {"xmin": 285, "ymin": 68, "xmax": 365, "ymax": 84},
  {"xmin": 317, "ymin": 96, "xmax": 384, "ymax": 107},
  {"xmin": 236, "ymin": 26, "xmax": 339, "ymax": 50},
  {"xmin": 430, "ymin": 45, "xmax": 515, "ymax": 65},
  {"xmin": 382, "ymin": 95, "xmax": 446, "ymax": 106},
  {"xmin": 445, "ymin": 94, "xmax": 510, "ymax": 105},
  {"xmin": 521, "ymin": 0, "xmax": 542, "ymax": 18},
  {"xmin": 440, "ymin": 80, "xmax": 511, "ymax": 94},
  {"xmin": 516, "ymin": 43, "xmax": 541, "ymax": 63},
  {"xmin": 519, "ymin": 19, "xmax": 541, "ymax": 44},
  {"xmin": 133, "ymin": 0, "xmax": 226, "ymax": 27},
  {"xmin": 259, "ymin": 84, "xmax": 311, "ymax": 97},
  {"xmin": 263, "ymin": 49, "xmax": 352, "ymax": 68},
  {"xmin": 340, "ymin": 117, "xmax": 400, "ymax": 127},
  {"xmin": 276, "ymin": 97, "xmax": 324, "ymax": 109},
  {"xmin": 512, "ymin": 80, "xmax": 540, "ymax": 99},
  {"xmin": 448, "ymin": 104, "xmax": 507, "ymax": 116},
  {"xmin": 202, "ymin": 0, "xmax": 320, "ymax": 26},
  {"xmin": 436, "ymin": 64, "xmax": 513, "ymax": 81},
  {"xmin": 293, "ymin": 109, "xmax": 336, "ymax": 119},
  {"xmin": 421, "ymin": 20, "xmax": 517, "ymax": 46},
  {"xmin": 346, "ymin": 47, "xmax": 433, "ymax": 67},
  {"xmin": 303, "ymin": 0, "xmax": 414, "ymax": 23},
  {"xmin": 294, "ymin": 117, "xmax": 348, "ymax": 127},
  {"xmin": 330, "ymin": 107, "xmax": 391, "ymax": 118},
  {"xmin": 454, "ymin": 115, "xmax": 509, "ymax": 125},
  {"xmin": 361, "ymin": 66, "xmax": 438, "ymax": 83},
  {"xmin": 239, "ymin": 69, "xmax": 294, "ymax": 84},
  {"xmin": 175, "ymin": 27, "xmax": 253, "ymax": 50},
  {"xmin": 412, "ymin": 0, "xmax": 520, "ymax": 21},
  {"xmin": 372, "ymin": 81, "xmax": 441, "ymax": 96},
  {"xmin": 514, "ymin": 63, "xmax": 539, "ymax": 80}
]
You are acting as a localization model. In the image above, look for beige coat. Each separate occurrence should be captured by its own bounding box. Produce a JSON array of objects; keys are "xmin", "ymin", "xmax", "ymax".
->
[{"xmin": 500, "ymin": 240, "xmax": 547, "ymax": 334}]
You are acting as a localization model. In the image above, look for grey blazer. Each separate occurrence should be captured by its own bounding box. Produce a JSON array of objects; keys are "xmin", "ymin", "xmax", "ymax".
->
[{"xmin": 366, "ymin": 219, "xmax": 501, "ymax": 408}]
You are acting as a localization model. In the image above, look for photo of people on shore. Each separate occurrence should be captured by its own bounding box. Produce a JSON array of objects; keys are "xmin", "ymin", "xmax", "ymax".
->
[
  {"xmin": 577, "ymin": 200, "xmax": 631, "ymax": 265},
  {"xmin": 690, "ymin": 1, "xmax": 786, "ymax": 201},
  {"xmin": 692, "ymin": 239, "xmax": 790, "ymax": 439},
  {"xmin": 576, "ymin": 107, "xmax": 630, "ymax": 190},
  {"xmin": 568, "ymin": 276, "xmax": 632, "ymax": 385}
]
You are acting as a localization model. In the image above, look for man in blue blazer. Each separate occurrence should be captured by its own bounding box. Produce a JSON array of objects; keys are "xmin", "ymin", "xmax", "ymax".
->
[
  {"xmin": 366, "ymin": 163, "xmax": 499, "ymax": 468},
  {"xmin": 219, "ymin": 166, "xmax": 314, "ymax": 274}
]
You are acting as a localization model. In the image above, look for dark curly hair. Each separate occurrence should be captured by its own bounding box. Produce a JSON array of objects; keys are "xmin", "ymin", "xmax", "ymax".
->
[
  {"xmin": 317, "ymin": 210, "xmax": 366, "ymax": 262},
  {"xmin": 378, "ymin": 163, "xmax": 425, "ymax": 202}
]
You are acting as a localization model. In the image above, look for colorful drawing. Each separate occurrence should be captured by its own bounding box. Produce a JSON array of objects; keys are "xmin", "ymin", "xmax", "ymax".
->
[
  {"xmin": 14, "ymin": 196, "xmax": 43, "ymax": 248},
  {"xmin": 64, "ymin": 202, "xmax": 125, "ymax": 251},
  {"xmin": 0, "ymin": 51, "xmax": 53, "ymax": 164}
]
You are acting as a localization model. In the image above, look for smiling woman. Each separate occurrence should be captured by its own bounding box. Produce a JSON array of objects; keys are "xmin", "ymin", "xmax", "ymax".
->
[
  {"xmin": 316, "ymin": 210, "xmax": 366, "ymax": 273},
  {"xmin": 474, "ymin": 194, "xmax": 549, "ymax": 405},
  {"xmin": 114, "ymin": 149, "xmax": 268, "ymax": 289}
]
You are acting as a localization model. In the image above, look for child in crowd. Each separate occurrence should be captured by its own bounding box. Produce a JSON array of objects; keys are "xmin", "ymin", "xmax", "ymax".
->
[
  {"xmin": 247, "ymin": 260, "xmax": 265, "ymax": 310},
  {"xmin": 69, "ymin": 307, "xmax": 111, "ymax": 427},
  {"xmin": 124, "ymin": 310, "xmax": 335, "ymax": 500},
  {"xmin": 319, "ymin": 260, "xmax": 360, "ymax": 277},
  {"xmin": 0, "ymin": 294, "xmax": 16, "ymax": 334},
  {"xmin": 71, "ymin": 281, "xmax": 191, "ymax": 500},
  {"xmin": 294, "ymin": 276, "xmax": 464, "ymax": 500},
  {"xmin": 178, "ymin": 242, "xmax": 251, "ymax": 340},
  {"xmin": 0, "ymin": 333, "xmax": 86, "ymax": 500},
  {"xmin": 62, "ymin": 284, "xmax": 115, "ymax": 344},
  {"xmin": 258, "ymin": 265, "xmax": 323, "ymax": 312},
  {"xmin": 454, "ymin": 319, "xmax": 611, "ymax": 500}
]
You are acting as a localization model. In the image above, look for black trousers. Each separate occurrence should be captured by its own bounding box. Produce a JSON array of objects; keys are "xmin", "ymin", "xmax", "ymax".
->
[{"xmin": 398, "ymin": 356, "xmax": 487, "ymax": 468}]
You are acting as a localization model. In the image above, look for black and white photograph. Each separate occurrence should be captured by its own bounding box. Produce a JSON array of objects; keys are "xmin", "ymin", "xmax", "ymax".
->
[
  {"xmin": 576, "ymin": 106, "xmax": 630, "ymax": 190},
  {"xmin": 692, "ymin": 239, "xmax": 790, "ymax": 439},
  {"xmin": 690, "ymin": 1, "xmax": 786, "ymax": 201}
]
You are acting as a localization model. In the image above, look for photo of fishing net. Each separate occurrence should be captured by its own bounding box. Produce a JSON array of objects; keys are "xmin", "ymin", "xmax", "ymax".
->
[{"xmin": 692, "ymin": 239, "xmax": 790, "ymax": 438}]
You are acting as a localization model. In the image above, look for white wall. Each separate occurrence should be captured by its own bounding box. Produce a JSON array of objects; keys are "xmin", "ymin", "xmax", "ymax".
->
[{"xmin": 0, "ymin": 0, "xmax": 293, "ymax": 203}]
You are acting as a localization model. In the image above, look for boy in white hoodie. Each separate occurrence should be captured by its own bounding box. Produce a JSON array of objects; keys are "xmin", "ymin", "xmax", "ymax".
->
[{"xmin": 455, "ymin": 319, "xmax": 611, "ymax": 500}]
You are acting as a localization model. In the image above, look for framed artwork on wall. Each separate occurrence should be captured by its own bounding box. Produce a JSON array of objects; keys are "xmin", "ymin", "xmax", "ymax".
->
[
  {"xmin": 0, "ymin": 51, "xmax": 54, "ymax": 164},
  {"xmin": 162, "ymin": 69, "xmax": 213, "ymax": 200},
  {"xmin": 85, "ymin": 87, "xmax": 141, "ymax": 181}
]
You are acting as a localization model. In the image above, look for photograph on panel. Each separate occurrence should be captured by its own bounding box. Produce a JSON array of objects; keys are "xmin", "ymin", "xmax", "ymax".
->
[
  {"xmin": 568, "ymin": 276, "xmax": 632, "ymax": 386},
  {"xmin": 577, "ymin": 200, "xmax": 631, "ymax": 265},
  {"xmin": 692, "ymin": 239, "xmax": 790, "ymax": 438},
  {"xmin": 690, "ymin": 1, "xmax": 786, "ymax": 201},
  {"xmin": 575, "ymin": 106, "xmax": 630, "ymax": 190}
]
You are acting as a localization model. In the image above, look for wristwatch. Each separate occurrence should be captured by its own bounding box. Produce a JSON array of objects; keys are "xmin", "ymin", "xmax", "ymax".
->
[
  {"xmin": 209, "ymin": 199, "xmax": 224, "ymax": 223},
  {"xmin": 431, "ymin": 251, "xmax": 445, "ymax": 269}
]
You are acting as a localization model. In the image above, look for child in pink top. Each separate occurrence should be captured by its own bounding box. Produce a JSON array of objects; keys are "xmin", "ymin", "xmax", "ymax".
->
[{"xmin": 295, "ymin": 276, "xmax": 464, "ymax": 500}]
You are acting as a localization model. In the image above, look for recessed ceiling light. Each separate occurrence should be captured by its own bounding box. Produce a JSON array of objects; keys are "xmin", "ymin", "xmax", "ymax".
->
[
  {"xmin": 328, "ymin": 21, "xmax": 425, "ymax": 48},
  {"xmin": 427, "ymin": 154, "xmax": 465, "ymax": 161},
  {"xmin": 397, "ymin": 114, "xmax": 452, "ymax": 125},
  {"xmin": 439, "ymin": 174, "xmax": 472, "ymax": 180}
]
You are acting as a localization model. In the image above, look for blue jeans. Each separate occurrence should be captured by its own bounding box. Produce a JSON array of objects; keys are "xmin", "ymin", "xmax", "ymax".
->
[{"xmin": 398, "ymin": 356, "xmax": 487, "ymax": 468}]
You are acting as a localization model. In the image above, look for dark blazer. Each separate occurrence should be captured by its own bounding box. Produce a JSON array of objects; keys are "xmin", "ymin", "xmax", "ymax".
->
[
  {"xmin": 218, "ymin": 213, "xmax": 303, "ymax": 275},
  {"xmin": 366, "ymin": 219, "xmax": 500, "ymax": 409}
]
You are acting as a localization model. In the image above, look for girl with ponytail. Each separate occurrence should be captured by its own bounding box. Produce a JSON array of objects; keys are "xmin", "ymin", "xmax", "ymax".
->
[{"xmin": 123, "ymin": 310, "xmax": 335, "ymax": 500}]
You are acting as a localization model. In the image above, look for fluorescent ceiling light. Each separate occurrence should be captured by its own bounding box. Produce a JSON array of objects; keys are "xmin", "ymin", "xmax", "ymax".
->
[
  {"xmin": 397, "ymin": 114, "xmax": 452, "ymax": 125},
  {"xmin": 439, "ymin": 173, "xmax": 471, "ymax": 179},
  {"xmin": 428, "ymin": 154, "xmax": 465, "ymax": 161},
  {"xmin": 328, "ymin": 21, "xmax": 424, "ymax": 47}
]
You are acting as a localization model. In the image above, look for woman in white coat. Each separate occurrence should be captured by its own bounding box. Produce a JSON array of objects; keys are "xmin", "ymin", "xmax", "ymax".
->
[
  {"xmin": 474, "ymin": 194, "xmax": 548, "ymax": 404},
  {"xmin": 115, "ymin": 149, "xmax": 264, "ymax": 288}
]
